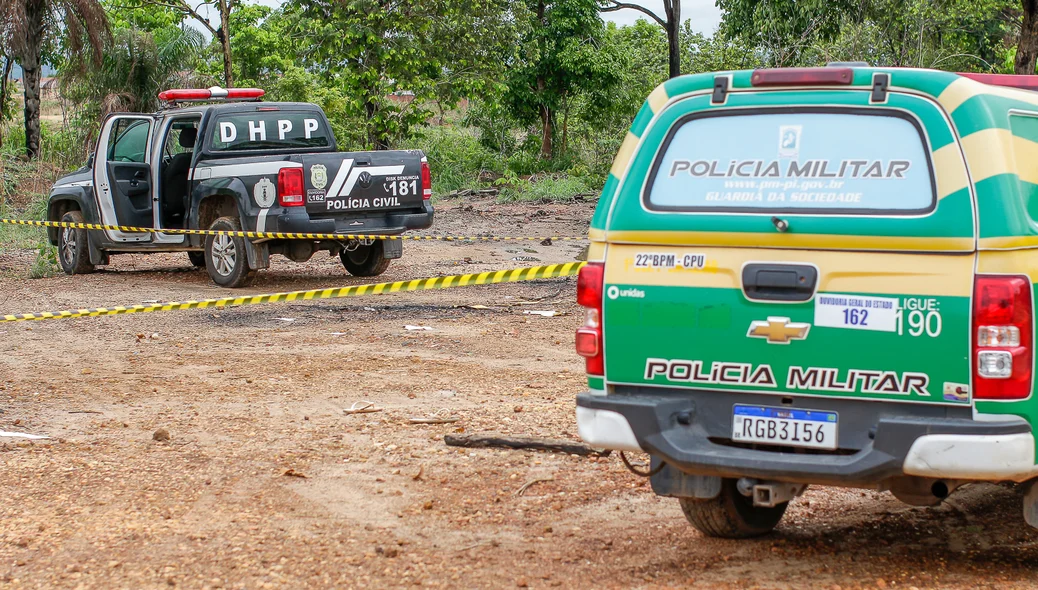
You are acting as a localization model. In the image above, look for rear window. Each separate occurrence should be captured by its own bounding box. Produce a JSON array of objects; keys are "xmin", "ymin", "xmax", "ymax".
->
[
  {"xmin": 645, "ymin": 110, "xmax": 936, "ymax": 214},
  {"xmin": 209, "ymin": 111, "xmax": 330, "ymax": 152}
]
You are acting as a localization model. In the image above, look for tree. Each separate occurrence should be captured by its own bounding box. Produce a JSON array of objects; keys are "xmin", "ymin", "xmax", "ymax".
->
[
  {"xmin": 1, "ymin": 0, "xmax": 109, "ymax": 159},
  {"xmin": 599, "ymin": 0, "xmax": 681, "ymax": 78},
  {"xmin": 286, "ymin": 0, "xmax": 517, "ymax": 150},
  {"xmin": 1018, "ymin": 0, "xmax": 1038, "ymax": 73},
  {"xmin": 716, "ymin": 0, "xmax": 850, "ymax": 66},
  {"xmin": 505, "ymin": 0, "xmax": 620, "ymax": 158},
  {"xmin": 62, "ymin": 25, "xmax": 205, "ymax": 119},
  {"xmin": 0, "ymin": 57, "xmax": 14, "ymax": 148},
  {"xmin": 130, "ymin": 0, "xmax": 237, "ymax": 87}
]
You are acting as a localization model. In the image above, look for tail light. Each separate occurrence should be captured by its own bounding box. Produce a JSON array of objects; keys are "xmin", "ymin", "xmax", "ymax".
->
[
  {"xmin": 576, "ymin": 262, "xmax": 605, "ymax": 376},
  {"xmin": 421, "ymin": 159, "xmax": 432, "ymax": 201},
  {"xmin": 278, "ymin": 168, "xmax": 305, "ymax": 207},
  {"xmin": 973, "ymin": 275, "xmax": 1033, "ymax": 399}
]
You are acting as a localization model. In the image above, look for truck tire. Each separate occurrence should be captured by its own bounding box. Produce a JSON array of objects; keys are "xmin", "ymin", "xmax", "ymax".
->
[
  {"xmin": 188, "ymin": 251, "xmax": 206, "ymax": 268},
  {"xmin": 679, "ymin": 478, "xmax": 788, "ymax": 539},
  {"xmin": 57, "ymin": 210, "xmax": 95, "ymax": 275},
  {"xmin": 204, "ymin": 216, "xmax": 255, "ymax": 288},
  {"xmin": 340, "ymin": 241, "xmax": 391, "ymax": 277}
]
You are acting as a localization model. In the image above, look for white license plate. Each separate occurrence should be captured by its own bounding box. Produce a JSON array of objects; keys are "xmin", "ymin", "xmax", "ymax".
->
[{"xmin": 731, "ymin": 405, "xmax": 838, "ymax": 450}]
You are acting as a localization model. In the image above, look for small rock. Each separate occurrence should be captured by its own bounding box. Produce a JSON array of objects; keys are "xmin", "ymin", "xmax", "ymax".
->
[
  {"xmin": 513, "ymin": 406, "xmax": 523, "ymax": 413},
  {"xmin": 384, "ymin": 547, "xmax": 399, "ymax": 558},
  {"xmin": 516, "ymin": 577, "xmax": 529, "ymax": 587},
  {"xmin": 876, "ymin": 580, "xmax": 888, "ymax": 590},
  {"xmin": 153, "ymin": 428, "xmax": 170, "ymax": 442},
  {"xmin": 423, "ymin": 500, "xmax": 434, "ymax": 510}
]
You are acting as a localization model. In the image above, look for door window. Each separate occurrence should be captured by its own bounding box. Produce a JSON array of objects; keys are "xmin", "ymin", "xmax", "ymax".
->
[{"xmin": 107, "ymin": 118, "xmax": 151, "ymax": 163}]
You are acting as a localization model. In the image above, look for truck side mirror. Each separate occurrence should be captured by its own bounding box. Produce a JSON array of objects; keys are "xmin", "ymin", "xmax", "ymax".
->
[{"xmin": 85, "ymin": 154, "xmax": 95, "ymax": 169}]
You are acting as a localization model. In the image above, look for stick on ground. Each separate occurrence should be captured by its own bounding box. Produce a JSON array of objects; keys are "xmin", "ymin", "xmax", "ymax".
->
[{"xmin": 444, "ymin": 434, "xmax": 610, "ymax": 457}]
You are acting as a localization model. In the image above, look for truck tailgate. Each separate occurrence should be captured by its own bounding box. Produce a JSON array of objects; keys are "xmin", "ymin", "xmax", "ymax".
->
[{"xmin": 302, "ymin": 151, "xmax": 424, "ymax": 217}]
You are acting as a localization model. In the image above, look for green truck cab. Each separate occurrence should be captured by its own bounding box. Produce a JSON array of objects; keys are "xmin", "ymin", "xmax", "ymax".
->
[{"xmin": 575, "ymin": 66, "xmax": 1038, "ymax": 538}]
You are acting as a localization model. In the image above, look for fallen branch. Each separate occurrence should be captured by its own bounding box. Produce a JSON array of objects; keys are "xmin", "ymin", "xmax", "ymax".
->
[
  {"xmin": 409, "ymin": 417, "xmax": 460, "ymax": 425},
  {"xmin": 68, "ymin": 410, "xmax": 104, "ymax": 414},
  {"xmin": 516, "ymin": 477, "xmax": 554, "ymax": 496},
  {"xmin": 444, "ymin": 434, "xmax": 610, "ymax": 457}
]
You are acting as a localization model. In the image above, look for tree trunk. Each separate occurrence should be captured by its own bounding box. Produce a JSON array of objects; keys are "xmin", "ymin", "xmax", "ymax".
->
[
  {"xmin": 18, "ymin": 0, "xmax": 46, "ymax": 159},
  {"xmin": 22, "ymin": 65, "xmax": 42, "ymax": 159},
  {"xmin": 539, "ymin": 104, "xmax": 553, "ymax": 159},
  {"xmin": 1018, "ymin": 0, "xmax": 1038, "ymax": 75},
  {"xmin": 219, "ymin": 0, "xmax": 234, "ymax": 87},
  {"xmin": 0, "ymin": 58, "xmax": 12, "ymax": 149},
  {"xmin": 664, "ymin": 0, "xmax": 681, "ymax": 78}
]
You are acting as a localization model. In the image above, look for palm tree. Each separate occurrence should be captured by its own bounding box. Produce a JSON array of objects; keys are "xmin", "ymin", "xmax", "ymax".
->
[
  {"xmin": 62, "ymin": 24, "xmax": 206, "ymax": 117},
  {"xmin": 1, "ymin": 0, "xmax": 109, "ymax": 159}
]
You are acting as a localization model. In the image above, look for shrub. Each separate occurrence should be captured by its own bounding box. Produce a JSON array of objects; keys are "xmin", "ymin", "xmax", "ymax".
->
[{"xmin": 399, "ymin": 126, "xmax": 505, "ymax": 196}]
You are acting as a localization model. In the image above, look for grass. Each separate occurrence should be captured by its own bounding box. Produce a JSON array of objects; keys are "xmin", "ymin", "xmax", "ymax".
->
[
  {"xmin": 0, "ymin": 134, "xmax": 65, "ymax": 278},
  {"xmin": 497, "ymin": 174, "xmax": 597, "ymax": 203}
]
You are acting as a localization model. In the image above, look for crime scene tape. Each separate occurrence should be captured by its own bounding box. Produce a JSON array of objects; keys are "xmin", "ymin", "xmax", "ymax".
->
[
  {"xmin": 1, "ymin": 262, "xmax": 586, "ymax": 323},
  {"xmin": 0, "ymin": 218, "xmax": 586, "ymax": 242}
]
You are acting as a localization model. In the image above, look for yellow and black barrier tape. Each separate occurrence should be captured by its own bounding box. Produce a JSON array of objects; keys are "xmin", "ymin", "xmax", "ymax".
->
[
  {"xmin": 1, "ymin": 262, "xmax": 586, "ymax": 323},
  {"xmin": 0, "ymin": 218, "xmax": 585, "ymax": 242}
]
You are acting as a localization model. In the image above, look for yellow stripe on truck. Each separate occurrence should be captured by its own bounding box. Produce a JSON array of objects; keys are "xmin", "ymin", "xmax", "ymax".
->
[
  {"xmin": 604, "ymin": 245, "xmax": 975, "ymax": 297},
  {"xmin": 594, "ymin": 230, "xmax": 974, "ymax": 252}
]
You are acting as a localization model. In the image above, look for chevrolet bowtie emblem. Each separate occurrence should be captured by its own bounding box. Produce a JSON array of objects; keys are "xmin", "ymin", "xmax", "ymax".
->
[{"xmin": 747, "ymin": 317, "xmax": 810, "ymax": 344}]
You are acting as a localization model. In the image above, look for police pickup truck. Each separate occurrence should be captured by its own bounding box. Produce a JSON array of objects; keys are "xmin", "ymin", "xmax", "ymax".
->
[
  {"xmin": 576, "ymin": 67, "xmax": 1038, "ymax": 538},
  {"xmin": 46, "ymin": 87, "xmax": 433, "ymax": 287}
]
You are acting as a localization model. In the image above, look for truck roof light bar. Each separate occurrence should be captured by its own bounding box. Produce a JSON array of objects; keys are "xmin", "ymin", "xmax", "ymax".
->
[{"xmin": 158, "ymin": 87, "xmax": 265, "ymax": 103}]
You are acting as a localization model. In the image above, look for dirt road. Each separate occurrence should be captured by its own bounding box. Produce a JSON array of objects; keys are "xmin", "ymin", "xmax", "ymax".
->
[{"xmin": 2, "ymin": 199, "xmax": 1037, "ymax": 589}]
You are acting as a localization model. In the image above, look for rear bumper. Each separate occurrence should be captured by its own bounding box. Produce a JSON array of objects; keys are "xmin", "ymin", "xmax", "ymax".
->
[
  {"xmin": 577, "ymin": 391, "xmax": 1037, "ymax": 485},
  {"xmin": 273, "ymin": 204, "xmax": 434, "ymax": 236}
]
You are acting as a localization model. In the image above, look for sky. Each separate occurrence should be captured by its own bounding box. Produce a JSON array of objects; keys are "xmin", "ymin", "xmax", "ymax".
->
[{"xmin": 599, "ymin": 0, "xmax": 722, "ymax": 34}]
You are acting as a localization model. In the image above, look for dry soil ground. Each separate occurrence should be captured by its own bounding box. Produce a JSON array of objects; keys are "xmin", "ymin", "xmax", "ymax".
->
[{"xmin": 2, "ymin": 199, "xmax": 1038, "ymax": 589}]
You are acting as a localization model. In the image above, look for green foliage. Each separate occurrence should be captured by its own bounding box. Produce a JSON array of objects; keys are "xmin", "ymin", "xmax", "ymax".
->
[
  {"xmin": 285, "ymin": 0, "xmax": 518, "ymax": 150},
  {"xmin": 504, "ymin": 0, "xmax": 621, "ymax": 157},
  {"xmin": 400, "ymin": 126, "xmax": 505, "ymax": 195},
  {"xmin": 718, "ymin": 0, "xmax": 1015, "ymax": 71},
  {"xmin": 29, "ymin": 244, "xmax": 59, "ymax": 279}
]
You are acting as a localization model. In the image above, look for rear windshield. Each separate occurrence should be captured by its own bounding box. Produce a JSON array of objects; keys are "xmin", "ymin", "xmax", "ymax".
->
[
  {"xmin": 645, "ymin": 110, "xmax": 936, "ymax": 214},
  {"xmin": 209, "ymin": 111, "xmax": 331, "ymax": 152}
]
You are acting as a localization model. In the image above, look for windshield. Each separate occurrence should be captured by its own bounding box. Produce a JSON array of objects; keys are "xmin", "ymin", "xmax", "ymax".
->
[
  {"xmin": 209, "ymin": 111, "xmax": 331, "ymax": 152},
  {"xmin": 646, "ymin": 110, "xmax": 936, "ymax": 215}
]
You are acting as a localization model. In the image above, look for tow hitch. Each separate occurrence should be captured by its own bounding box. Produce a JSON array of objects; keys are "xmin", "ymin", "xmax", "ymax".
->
[{"xmin": 737, "ymin": 478, "xmax": 807, "ymax": 507}]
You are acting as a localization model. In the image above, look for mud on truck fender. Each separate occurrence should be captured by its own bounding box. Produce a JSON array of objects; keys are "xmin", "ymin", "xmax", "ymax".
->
[
  {"xmin": 47, "ymin": 191, "xmax": 108, "ymax": 266},
  {"xmin": 189, "ymin": 182, "xmax": 269, "ymax": 271}
]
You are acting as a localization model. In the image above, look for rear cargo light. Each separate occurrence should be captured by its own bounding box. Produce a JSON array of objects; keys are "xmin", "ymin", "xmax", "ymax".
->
[
  {"xmin": 421, "ymin": 159, "xmax": 432, "ymax": 200},
  {"xmin": 751, "ymin": 67, "xmax": 854, "ymax": 87},
  {"xmin": 576, "ymin": 262, "xmax": 605, "ymax": 376},
  {"xmin": 973, "ymin": 275, "xmax": 1033, "ymax": 399},
  {"xmin": 278, "ymin": 167, "xmax": 305, "ymax": 206}
]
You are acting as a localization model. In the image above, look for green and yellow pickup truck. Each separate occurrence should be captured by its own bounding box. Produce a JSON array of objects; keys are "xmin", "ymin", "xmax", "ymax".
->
[{"xmin": 574, "ymin": 66, "xmax": 1038, "ymax": 538}]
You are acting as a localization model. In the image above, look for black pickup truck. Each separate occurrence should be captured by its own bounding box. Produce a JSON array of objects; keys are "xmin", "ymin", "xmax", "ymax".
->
[{"xmin": 46, "ymin": 87, "xmax": 433, "ymax": 287}]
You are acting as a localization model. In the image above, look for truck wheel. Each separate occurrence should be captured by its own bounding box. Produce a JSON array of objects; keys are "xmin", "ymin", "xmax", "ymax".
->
[
  {"xmin": 187, "ymin": 251, "xmax": 206, "ymax": 268},
  {"xmin": 205, "ymin": 216, "xmax": 254, "ymax": 288},
  {"xmin": 340, "ymin": 241, "xmax": 391, "ymax": 277},
  {"xmin": 679, "ymin": 478, "xmax": 788, "ymax": 539},
  {"xmin": 57, "ymin": 210, "xmax": 95, "ymax": 275}
]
